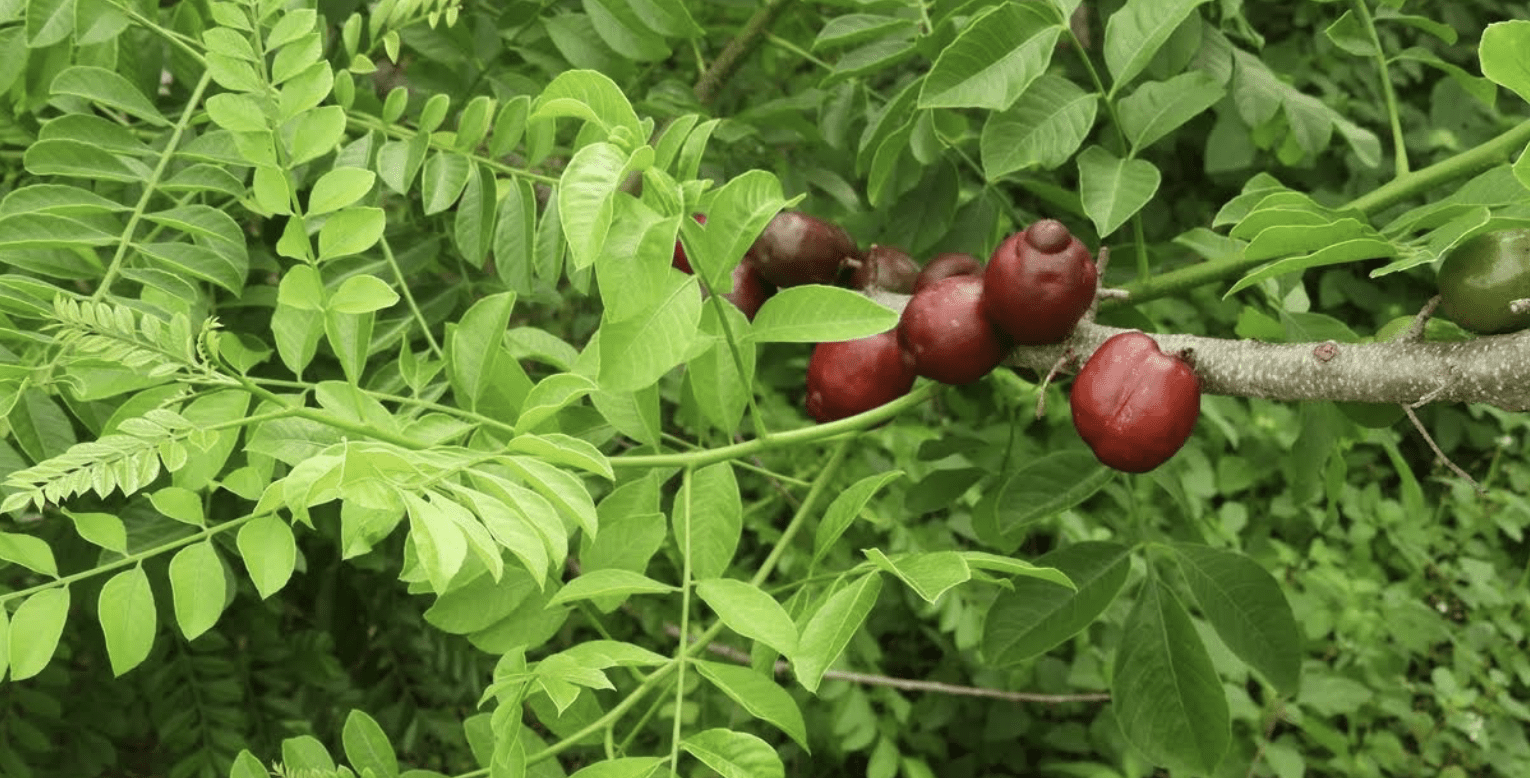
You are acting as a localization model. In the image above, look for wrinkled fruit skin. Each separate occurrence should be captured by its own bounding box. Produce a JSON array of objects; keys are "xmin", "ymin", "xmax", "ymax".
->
[
  {"xmin": 672, "ymin": 214, "xmax": 706, "ymax": 274},
  {"xmin": 897, "ymin": 274, "xmax": 1006, "ymax": 385},
  {"xmin": 706, "ymin": 259, "xmax": 774, "ymax": 320},
  {"xmin": 805, "ymin": 330, "xmax": 918, "ymax": 423},
  {"xmin": 914, "ymin": 252, "xmax": 983, "ymax": 293},
  {"xmin": 983, "ymin": 220, "xmax": 1098, "ymax": 345},
  {"xmin": 849, "ymin": 245, "xmax": 921, "ymax": 294},
  {"xmin": 749, "ymin": 211, "xmax": 859, "ymax": 288},
  {"xmin": 1070, "ymin": 332, "xmax": 1201, "ymax": 473},
  {"xmin": 1437, "ymin": 228, "xmax": 1530, "ymax": 334}
]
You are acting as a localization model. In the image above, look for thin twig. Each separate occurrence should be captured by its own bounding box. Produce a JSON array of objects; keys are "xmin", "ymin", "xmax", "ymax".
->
[
  {"xmin": 664, "ymin": 624, "xmax": 1108, "ymax": 704},
  {"xmin": 1403, "ymin": 404, "xmax": 1486, "ymax": 495},
  {"xmin": 1401, "ymin": 295, "xmax": 1441, "ymax": 342},
  {"xmin": 694, "ymin": 0, "xmax": 800, "ymax": 105}
]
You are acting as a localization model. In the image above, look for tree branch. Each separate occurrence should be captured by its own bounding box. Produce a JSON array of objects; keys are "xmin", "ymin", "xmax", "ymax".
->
[{"xmin": 694, "ymin": 0, "xmax": 800, "ymax": 106}]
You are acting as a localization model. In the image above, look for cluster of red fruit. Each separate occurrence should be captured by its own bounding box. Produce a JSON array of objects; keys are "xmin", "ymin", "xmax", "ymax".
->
[{"xmin": 672, "ymin": 211, "xmax": 1202, "ymax": 473}]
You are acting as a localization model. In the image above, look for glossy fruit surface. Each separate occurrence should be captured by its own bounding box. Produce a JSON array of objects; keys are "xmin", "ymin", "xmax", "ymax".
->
[
  {"xmin": 848, "ymin": 245, "xmax": 921, "ymax": 294},
  {"xmin": 706, "ymin": 259, "xmax": 774, "ymax": 320},
  {"xmin": 748, "ymin": 211, "xmax": 858, "ymax": 287},
  {"xmin": 982, "ymin": 220, "xmax": 1097, "ymax": 345},
  {"xmin": 1070, "ymin": 332, "xmax": 1200, "ymax": 473},
  {"xmin": 805, "ymin": 330, "xmax": 917, "ymax": 423},
  {"xmin": 913, "ymin": 252, "xmax": 983, "ymax": 293},
  {"xmin": 1437, "ymin": 228, "xmax": 1530, "ymax": 334},
  {"xmin": 672, "ymin": 214, "xmax": 707, "ymax": 274},
  {"xmin": 897, "ymin": 274, "xmax": 1006, "ymax": 385}
]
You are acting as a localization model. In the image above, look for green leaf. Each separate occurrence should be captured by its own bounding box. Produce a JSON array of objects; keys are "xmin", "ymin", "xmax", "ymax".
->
[
  {"xmin": 982, "ymin": 542, "xmax": 1131, "ymax": 665},
  {"xmin": 559, "ymin": 142, "xmax": 629, "ymax": 272},
  {"xmin": 135, "ymin": 242, "xmax": 245, "ymax": 294},
  {"xmin": 514, "ymin": 373, "xmax": 598, "ymax": 434},
  {"xmin": 972, "ymin": 450, "xmax": 1115, "ymax": 552},
  {"xmin": 980, "ymin": 73, "xmax": 1098, "ymax": 178},
  {"xmin": 9, "ymin": 587, "xmax": 70, "ymax": 681},
  {"xmin": 794, "ymin": 573, "xmax": 882, "ymax": 693},
  {"xmin": 318, "ymin": 207, "xmax": 385, "ymax": 261},
  {"xmin": 750, "ymin": 285, "xmax": 899, "ymax": 343},
  {"xmin": 404, "ymin": 490, "xmax": 469, "ymax": 594},
  {"xmin": 1077, "ymin": 145, "xmax": 1161, "ymax": 238},
  {"xmin": 1225, "ymin": 238, "xmax": 1397, "ymax": 296},
  {"xmin": 1117, "ymin": 71, "xmax": 1225, "ymax": 154},
  {"xmin": 168, "ymin": 541, "xmax": 226, "ymax": 640},
  {"xmin": 1112, "ymin": 577, "xmax": 1230, "ymax": 774},
  {"xmin": 96, "ymin": 565, "xmax": 156, "ymax": 676},
  {"xmin": 329, "ymin": 274, "xmax": 400, "ymax": 314},
  {"xmin": 24, "ymin": 139, "xmax": 148, "ymax": 182},
  {"xmin": 680, "ymin": 169, "xmax": 794, "ymax": 294},
  {"xmin": 63, "ymin": 510, "xmax": 127, "ymax": 553},
  {"xmin": 585, "ymin": 0, "xmax": 670, "ymax": 62},
  {"xmin": 308, "ymin": 168, "xmax": 376, "ymax": 215},
  {"xmin": 696, "ymin": 578, "xmax": 798, "ymax": 658},
  {"xmin": 27, "ymin": 0, "xmax": 75, "ymax": 47},
  {"xmin": 546, "ymin": 568, "xmax": 677, "ymax": 607},
  {"xmin": 1480, "ymin": 20, "xmax": 1530, "ymax": 105},
  {"xmin": 682, "ymin": 462, "xmax": 742, "ymax": 581},
  {"xmin": 0, "ymin": 531, "xmax": 57, "ymax": 576},
  {"xmin": 813, "ymin": 14, "xmax": 916, "ymax": 52},
  {"xmin": 864, "ymin": 549, "xmax": 970, "ymax": 603},
  {"xmin": 680, "ymin": 728, "xmax": 785, "ymax": 778},
  {"xmin": 454, "ymin": 162, "xmax": 497, "ymax": 265},
  {"xmin": 149, "ymin": 485, "xmax": 206, "ymax": 526},
  {"xmin": 421, "ymin": 151, "xmax": 472, "ymax": 215},
  {"xmin": 812, "ymin": 471, "xmax": 902, "ymax": 566},
  {"xmin": 959, "ymin": 551, "xmax": 1075, "ymax": 588},
  {"xmin": 343, "ymin": 709, "xmax": 400, "ymax": 778},
  {"xmin": 237, "ymin": 514, "xmax": 296, "ymax": 599},
  {"xmin": 1103, "ymin": 0, "xmax": 1210, "ymax": 95},
  {"xmin": 597, "ymin": 273, "xmax": 702, "ymax": 392},
  {"xmin": 531, "ymin": 69, "xmax": 642, "ymax": 140},
  {"xmin": 1241, "ymin": 218, "xmax": 1373, "ymax": 262},
  {"xmin": 917, "ymin": 2, "xmax": 1060, "ymax": 110},
  {"xmin": 51, "ymin": 66, "xmax": 169, "ymax": 126},
  {"xmin": 286, "ymin": 105, "xmax": 346, "ymax": 165},
  {"xmin": 494, "ymin": 178, "xmax": 538, "ymax": 294},
  {"xmin": 693, "ymin": 661, "xmax": 810, "ymax": 751},
  {"xmin": 1172, "ymin": 544, "xmax": 1302, "ymax": 694}
]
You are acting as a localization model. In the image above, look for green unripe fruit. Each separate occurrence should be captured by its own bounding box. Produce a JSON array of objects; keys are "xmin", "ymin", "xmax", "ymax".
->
[{"xmin": 1437, "ymin": 229, "xmax": 1530, "ymax": 334}]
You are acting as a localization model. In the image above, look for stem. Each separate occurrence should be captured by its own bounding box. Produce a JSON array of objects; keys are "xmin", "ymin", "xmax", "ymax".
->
[
  {"xmin": 694, "ymin": 0, "xmax": 800, "ymax": 105},
  {"xmin": 611, "ymin": 381, "xmax": 939, "ymax": 470},
  {"xmin": 380, "ymin": 236, "xmax": 444, "ymax": 358},
  {"xmin": 750, "ymin": 437, "xmax": 851, "ymax": 588},
  {"xmin": 1350, "ymin": 0, "xmax": 1409, "ymax": 177},
  {"xmin": 701, "ymin": 283, "xmax": 770, "ymax": 440},
  {"xmin": 1106, "ymin": 117, "xmax": 1530, "ymax": 310},
  {"xmin": 669, "ymin": 467, "xmax": 695, "ymax": 769}
]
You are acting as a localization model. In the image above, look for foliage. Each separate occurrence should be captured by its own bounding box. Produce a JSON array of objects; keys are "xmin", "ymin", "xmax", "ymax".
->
[{"xmin": 0, "ymin": 0, "xmax": 1527, "ymax": 777}]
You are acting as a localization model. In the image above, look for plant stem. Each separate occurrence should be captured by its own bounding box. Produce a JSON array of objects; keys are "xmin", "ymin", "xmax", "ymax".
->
[
  {"xmin": 694, "ymin": 0, "xmax": 800, "ymax": 105},
  {"xmin": 669, "ymin": 466, "xmax": 695, "ymax": 769},
  {"xmin": 751, "ymin": 437, "xmax": 851, "ymax": 587},
  {"xmin": 612, "ymin": 381, "xmax": 939, "ymax": 470},
  {"xmin": 1350, "ymin": 0, "xmax": 1409, "ymax": 177},
  {"xmin": 1106, "ymin": 117, "xmax": 1530, "ymax": 310}
]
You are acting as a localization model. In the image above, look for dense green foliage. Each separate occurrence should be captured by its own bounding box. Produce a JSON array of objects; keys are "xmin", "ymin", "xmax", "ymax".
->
[{"xmin": 1, "ymin": 0, "xmax": 1529, "ymax": 777}]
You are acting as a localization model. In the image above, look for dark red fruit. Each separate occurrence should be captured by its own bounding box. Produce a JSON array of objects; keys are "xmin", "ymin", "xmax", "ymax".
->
[
  {"xmin": 672, "ymin": 214, "xmax": 707, "ymax": 274},
  {"xmin": 748, "ymin": 211, "xmax": 858, "ymax": 287},
  {"xmin": 897, "ymin": 274, "xmax": 1006, "ymax": 385},
  {"xmin": 1069, "ymin": 332, "xmax": 1200, "ymax": 473},
  {"xmin": 805, "ymin": 330, "xmax": 917, "ymax": 423},
  {"xmin": 982, "ymin": 220, "xmax": 1097, "ymax": 345},
  {"xmin": 847, "ymin": 245, "xmax": 921, "ymax": 294},
  {"xmin": 913, "ymin": 252, "xmax": 983, "ymax": 293},
  {"xmin": 708, "ymin": 258, "xmax": 774, "ymax": 320}
]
